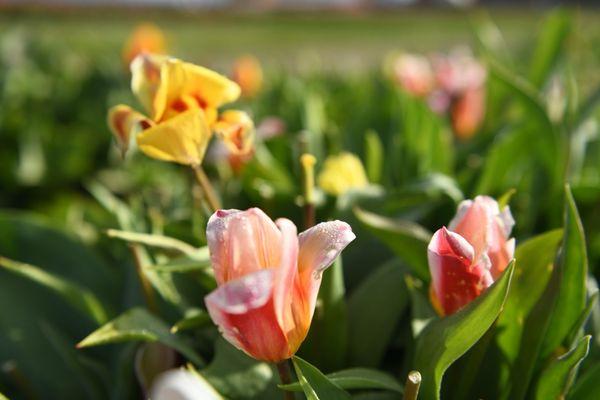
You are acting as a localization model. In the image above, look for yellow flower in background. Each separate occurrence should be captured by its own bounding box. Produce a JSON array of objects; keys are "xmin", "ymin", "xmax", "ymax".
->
[
  {"xmin": 317, "ymin": 152, "xmax": 369, "ymax": 196},
  {"xmin": 122, "ymin": 23, "xmax": 166, "ymax": 68},
  {"xmin": 232, "ymin": 55, "xmax": 263, "ymax": 98},
  {"xmin": 108, "ymin": 54, "xmax": 241, "ymax": 166}
]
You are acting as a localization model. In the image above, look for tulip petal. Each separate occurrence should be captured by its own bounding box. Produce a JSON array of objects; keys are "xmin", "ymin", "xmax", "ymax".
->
[
  {"xmin": 107, "ymin": 104, "xmax": 153, "ymax": 157},
  {"xmin": 213, "ymin": 110, "xmax": 255, "ymax": 156},
  {"xmin": 428, "ymin": 227, "xmax": 493, "ymax": 315},
  {"xmin": 160, "ymin": 58, "xmax": 241, "ymax": 122},
  {"xmin": 296, "ymin": 221, "xmax": 356, "ymax": 321},
  {"xmin": 131, "ymin": 53, "xmax": 169, "ymax": 120},
  {"xmin": 205, "ymin": 269, "xmax": 289, "ymax": 362},
  {"xmin": 136, "ymin": 108, "xmax": 211, "ymax": 166},
  {"xmin": 449, "ymin": 196, "xmax": 492, "ymax": 264},
  {"xmin": 206, "ymin": 208, "xmax": 282, "ymax": 285},
  {"xmin": 272, "ymin": 218, "xmax": 300, "ymax": 347}
]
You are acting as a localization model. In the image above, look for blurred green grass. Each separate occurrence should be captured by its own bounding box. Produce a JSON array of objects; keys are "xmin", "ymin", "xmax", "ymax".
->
[{"xmin": 1, "ymin": 8, "xmax": 599, "ymax": 82}]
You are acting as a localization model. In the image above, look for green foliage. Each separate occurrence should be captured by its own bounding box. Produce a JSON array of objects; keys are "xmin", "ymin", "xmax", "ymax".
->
[
  {"xmin": 291, "ymin": 356, "xmax": 351, "ymax": 400},
  {"xmin": 280, "ymin": 367, "xmax": 403, "ymax": 393},
  {"xmin": 1, "ymin": 8, "xmax": 600, "ymax": 400},
  {"xmin": 414, "ymin": 262, "xmax": 515, "ymax": 400},
  {"xmin": 77, "ymin": 308, "xmax": 205, "ymax": 366}
]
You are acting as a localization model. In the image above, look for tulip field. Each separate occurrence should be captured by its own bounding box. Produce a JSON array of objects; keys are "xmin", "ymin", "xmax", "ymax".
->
[{"xmin": 1, "ymin": 7, "xmax": 600, "ymax": 400}]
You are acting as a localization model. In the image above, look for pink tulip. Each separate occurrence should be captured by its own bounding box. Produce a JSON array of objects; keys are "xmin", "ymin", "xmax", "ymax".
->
[
  {"xmin": 392, "ymin": 53, "xmax": 435, "ymax": 97},
  {"xmin": 204, "ymin": 208, "xmax": 355, "ymax": 362},
  {"xmin": 428, "ymin": 196, "xmax": 515, "ymax": 316}
]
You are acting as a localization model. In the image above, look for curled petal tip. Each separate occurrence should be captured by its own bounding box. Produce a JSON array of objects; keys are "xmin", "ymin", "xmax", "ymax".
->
[{"xmin": 205, "ymin": 269, "xmax": 273, "ymax": 315}]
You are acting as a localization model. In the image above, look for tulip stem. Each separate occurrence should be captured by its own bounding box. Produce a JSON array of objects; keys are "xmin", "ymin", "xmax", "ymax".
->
[
  {"xmin": 404, "ymin": 370, "xmax": 421, "ymax": 400},
  {"xmin": 192, "ymin": 165, "xmax": 222, "ymax": 212},
  {"xmin": 276, "ymin": 360, "xmax": 295, "ymax": 400},
  {"xmin": 300, "ymin": 154, "xmax": 317, "ymax": 229}
]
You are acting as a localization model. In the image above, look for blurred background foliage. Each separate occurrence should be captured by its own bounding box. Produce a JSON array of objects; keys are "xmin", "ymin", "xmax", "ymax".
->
[{"xmin": 1, "ymin": 5, "xmax": 600, "ymax": 400}]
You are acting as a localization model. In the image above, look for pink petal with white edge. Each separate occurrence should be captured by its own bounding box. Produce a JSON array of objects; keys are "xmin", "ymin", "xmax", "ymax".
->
[
  {"xmin": 296, "ymin": 221, "xmax": 356, "ymax": 319},
  {"xmin": 206, "ymin": 208, "xmax": 281, "ymax": 285},
  {"xmin": 204, "ymin": 269, "xmax": 289, "ymax": 361}
]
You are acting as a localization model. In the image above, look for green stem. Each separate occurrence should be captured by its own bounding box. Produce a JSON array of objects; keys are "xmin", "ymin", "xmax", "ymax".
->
[
  {"xmin": 276, "ymin": 360, "xmax": 295, "ymax": 400},
  {"xmin": 192, "ymin": 165, "xmax": 221, "ymax": 212}
]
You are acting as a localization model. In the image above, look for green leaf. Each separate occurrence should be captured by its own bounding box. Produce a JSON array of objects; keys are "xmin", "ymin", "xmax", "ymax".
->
[
  {"xmin": 365, "ymin": 129, "xmax": 384, "ymax": 184},
  {"xmin": 291, "ymin": 356, "xmax": 351, "ymax": 400},
  {"xmin": 347, "ymin": 260, "xmax": 408, "ymax": 367},
  {"xmin": 171, "ymin": 308, "xmax": 212, "ymax": 333},
  {"xmin": 405, "ymin": 276, "xmax": 437, "ymax": 338},
  {"xmin": 77, "ymin": 308, "xmax": 204, "ymax": 366},
  {"xmin": 353, "ymin": 207, "xmax": 431, "ymax": 281},
  {"xmin": 300, "ymin": 257, "xmax": 348, "ymax": 371},
  {"xmin": 510, "ymin": 186, "xmax": 588, "ymax": 400},
  {"xmin": 528, "ymin": 9, "xmax": 571, "ymax": 88},
  {"xmin": 534, "ymin": 335, "xmax": 590, "ymax": 400},
  {"xmin": 569, "ymin": 360, "xmax": 600, "ymax": 400},
  {"xmin": 496, "ymin": 230, "xmax": 563, "ymax": 365},
  {"xmin": 413, "ymin": 261, "xmax": 515, "ymax": 400},
  {"xmin": 202, "ymin": 338, "xmax": 275, "ymax": 399},
  {"xmin": 106, "ymin": 229, "xmax": 206, "ymax": 260},
  {"xmin": 542, "ymin": 186, "xmax": 588, "ymax": 358},
  {"xmin": 148, "ymin": 256, "xmax": 213, "ymax": 274},
  {"xmin": 280, "ymin": 368, "xmax": 403, "ymax": 393},
  {"xmin": 497, "ymin": 188, "xmax": 516, "ymax": 209},
  {"xmin": 0, "ymin": 256, "xmax": 108, "ymax": 325}
]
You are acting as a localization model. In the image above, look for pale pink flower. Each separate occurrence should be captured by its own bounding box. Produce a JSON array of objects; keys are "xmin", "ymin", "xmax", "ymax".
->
[{"xmin": 204, "ymin": 208, "xmax": 355, "ymax": 362}]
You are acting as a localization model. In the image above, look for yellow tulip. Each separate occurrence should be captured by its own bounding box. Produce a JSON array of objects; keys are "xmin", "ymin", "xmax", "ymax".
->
[
  {"xmin": 108, "ymin": 54, "xmax": 241, "ymax": 166},
  {"xmin": 317, "ymin": 152, "xmax": 368, "ymax": 196}
]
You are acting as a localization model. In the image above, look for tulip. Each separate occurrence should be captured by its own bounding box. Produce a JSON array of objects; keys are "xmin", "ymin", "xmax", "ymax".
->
[
  {"xmin": 122, "ymin": 23, "xmax": 166, "ymax": 68},
  {"xmin": 108, "ymin": 54, "xmax": 241, "ymax": 166},
  {"xmin": 317, "ymin": 152, "xmax": 369, "ymax": 196},
  {"xmin": 204, "ymin": 208, "xmax": 355, "ymax": 362},
  {"xmin": 428, "ymin": 196, "xmax": 515, "ymax": 316},
  {"xmin": 451, "ymin": 86, "xmax": 486, "ymax": 140},
  {"xmin": 212, "ymin": 110, "xmax": 255, "ymax": 171},
  {"xmin": 232, "ymin": 55, "xmax": 264, "ymax": 98},
  {"xmin": 392, "ymin": 53, "xmax": 434, "ymax": 97}
]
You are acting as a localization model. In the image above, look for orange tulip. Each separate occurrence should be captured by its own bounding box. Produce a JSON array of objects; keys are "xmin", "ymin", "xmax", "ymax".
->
[
  {"xmin": 204, "ymin": 208, "xmax": 355, "ymax": 362},
  {"xmin": 428, "ymin": 196, "xmax": 514, "ymax": 315},
  {"xmin": 122, "ymin": 24, "xmax": 166, "ymax": 68},
  {"xmin": 232, "ymin": 55, "xmax": 264, "ymax": 98}
]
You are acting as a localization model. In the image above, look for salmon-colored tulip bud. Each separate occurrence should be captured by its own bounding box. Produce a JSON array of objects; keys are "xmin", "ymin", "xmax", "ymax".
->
[
  {"xmin": 205, "ymin": 208, "xmax": 355, "ymax": 362},
  {"xmin": 122, "ymin": 24, "xmax": 166, "ymax": 68},
  {"xmin": 428, "ymin": 195, "xmax": 515, "ymax": 316},
  {"xmin": 392, "ymin": 54, "xmax": 434, "ymax": 97},
  {"xmin": 107, "ymin": 104, "xmax": 153, "ymax": 157},
  {"xmin": 232, "ymin": 55, "xmax": 263, "ymax": 98},
  {"xmin": 449, "ymin": 195, "xmax": 515, "ymax": 279},
  {"xmin": 428, "ymin": 227, "xmax": 494, "ymax": 316},
  {"xmin": 451, "ymin": 86, "xmax": 486, "ymax": 140}
]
